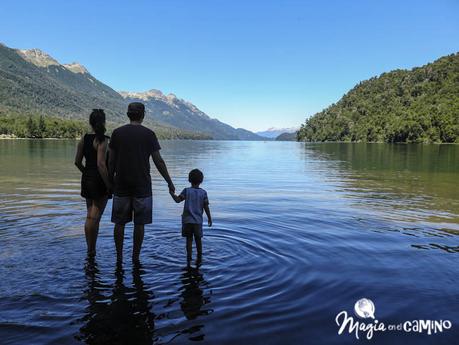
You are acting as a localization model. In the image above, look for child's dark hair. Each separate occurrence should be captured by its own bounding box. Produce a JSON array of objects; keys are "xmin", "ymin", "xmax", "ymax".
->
[
  {"xmin": 189, "ymin": 169, "xmax": 204, "ymax": 185},
  {"xmin": 89, "ymin": 109, "xmax": 106, "ymax": 142}
]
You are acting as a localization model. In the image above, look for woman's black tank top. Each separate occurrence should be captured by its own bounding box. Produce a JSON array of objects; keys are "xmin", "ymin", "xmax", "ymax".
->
[{"xmin": 83, "ymin": 134, "xmax": 109, "ymax": 169}]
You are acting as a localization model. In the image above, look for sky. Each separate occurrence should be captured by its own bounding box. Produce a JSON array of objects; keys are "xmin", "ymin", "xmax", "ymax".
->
[{"xmin": 1, "ymin": 0, "xmax": 458, "ymax": 132}]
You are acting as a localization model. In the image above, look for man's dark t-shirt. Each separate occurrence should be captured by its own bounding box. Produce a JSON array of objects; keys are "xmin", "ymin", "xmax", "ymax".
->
[{"xmin": 109, "ymin": 124, "xmax": 161, "ymax": 197}]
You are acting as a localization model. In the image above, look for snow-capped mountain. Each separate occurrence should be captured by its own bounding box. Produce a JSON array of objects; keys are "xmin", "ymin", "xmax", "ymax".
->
[{"xmin": 256, "ymin": 127, "xmax": 299, "ymax": 139}]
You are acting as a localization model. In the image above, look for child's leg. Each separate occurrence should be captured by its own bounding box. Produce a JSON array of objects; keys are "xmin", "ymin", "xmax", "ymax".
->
[
  {"xmin": 195, "ymin": 234, "xmax": 202, "ymax": 259},
  {"xmin": 186, "ymin": 235, "xmax": 193, "ymax": 263}
]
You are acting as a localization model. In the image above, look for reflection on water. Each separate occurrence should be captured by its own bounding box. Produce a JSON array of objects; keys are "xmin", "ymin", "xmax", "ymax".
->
[
  {"xmin": 307, "ymin": 143, "xmax": 459, "ymax": 208},
  {"xmin": 0, "ymin": 140, "xmax": 458, "ymax": 345},
  {"xmin": 76, "ymin": 258, "xmax": 213, "ymax": 344},
  {"xmin": 304, "ymin": 143, "xmax": 459, "ymax": 251},
  {"xmin": 77, "ymin": 259, "xmax": 155, "ymax": 345},
  {"xmin": 178, "ymin": 267, "xmax": 213, "ymax": 341}
]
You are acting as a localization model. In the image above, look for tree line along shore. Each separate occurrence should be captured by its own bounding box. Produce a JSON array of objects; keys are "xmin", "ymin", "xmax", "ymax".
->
[
  {"xmin": 0, "ymin": 113, "xmax": 212, "ymax": 140},
  {"xmin": 0, "ymin": 114, "xmax": 85, "ymax": 139}
]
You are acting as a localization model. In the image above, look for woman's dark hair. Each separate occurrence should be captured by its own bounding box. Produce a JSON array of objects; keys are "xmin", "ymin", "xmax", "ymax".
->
[
  {"xmin": 89, "ymin": 109, "xmax": 106, "ymax": 142},
  {"xmin": 188, "ymin": 169, "xmax": 204, "ymax": 185}
]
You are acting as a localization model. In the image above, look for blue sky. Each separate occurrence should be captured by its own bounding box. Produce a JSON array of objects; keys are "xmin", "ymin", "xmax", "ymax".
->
[{"xmin": 1, "ymin": 0, "xmax": 458, "ymax": 131}]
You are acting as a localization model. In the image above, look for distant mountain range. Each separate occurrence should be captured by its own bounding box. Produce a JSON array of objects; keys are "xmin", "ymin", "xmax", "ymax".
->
[
  {"xmin": 119, "ymin": 90, "xmax": 261, "ymax": 140},
  {"xmin": 275, "ymin": 132, "xmax": 297, "ymax": 141},
  {"xmin": 256, "ymin": 127, "xmax": 299, "ymax": 139},
  {"xmin": 0, "ymin": 43, "xmax": 263, "ymax": 140}
]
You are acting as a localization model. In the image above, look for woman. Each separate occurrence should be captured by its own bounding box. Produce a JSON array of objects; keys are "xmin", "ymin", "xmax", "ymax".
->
[{"xmin": 74, "ymin": 109, "xmax": 111, "ymax": 256}]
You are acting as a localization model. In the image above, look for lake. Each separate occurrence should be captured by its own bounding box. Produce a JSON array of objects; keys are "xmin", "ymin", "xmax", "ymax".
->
[{"xmin": 0, "ymin": 140, "xmax": 458, "ymax": 345}]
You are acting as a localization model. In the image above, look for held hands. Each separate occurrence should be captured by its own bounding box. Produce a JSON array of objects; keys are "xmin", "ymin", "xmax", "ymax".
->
[
  {"xmin": 169, "ymin": 188, "xmax": 181, "ymax": 203},
  {"xmin": 168, "ymin": 181, "xmax": 211, "ymax": 227},
  {"xmin": 168, "ymin": 182, "xmax": 175, "ymax": 194}
]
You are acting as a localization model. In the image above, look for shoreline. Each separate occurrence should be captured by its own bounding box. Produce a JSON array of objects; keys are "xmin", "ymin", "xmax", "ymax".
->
[
  {"xmin": 0, "ymin": 135, "xmax": 79, "ymax": 140},
  {"xmin": 1, "ymin": 136, "xmax": 457, "ymax": 144},
  {"xmin": 0, "ymin": 134, "xmax": 269, "ymax": 142}
]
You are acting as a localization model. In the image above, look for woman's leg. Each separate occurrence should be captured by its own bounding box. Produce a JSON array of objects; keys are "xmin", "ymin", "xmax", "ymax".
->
[
  {"xmin": 85, "ymin": 196, "xmax": 108, "ymax": 255},
  {"xmin": 84, "ymin": 199, "xmax": 93, "ymax": 253}
]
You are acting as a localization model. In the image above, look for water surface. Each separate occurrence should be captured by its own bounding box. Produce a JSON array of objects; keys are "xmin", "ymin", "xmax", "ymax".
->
[{"xmin": 0, "ymin": 140, "xmax": 458, "ymax": 344}]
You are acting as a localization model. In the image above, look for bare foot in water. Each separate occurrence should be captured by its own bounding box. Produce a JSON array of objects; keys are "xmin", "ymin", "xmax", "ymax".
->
[{"xmin": 196, "ymin": 255, "xmax": 202, "ymax": 267}]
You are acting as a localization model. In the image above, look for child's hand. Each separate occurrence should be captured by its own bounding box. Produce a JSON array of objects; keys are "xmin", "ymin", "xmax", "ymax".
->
[
  {"xmin": 208, "ymin": 219, "xmax": 212, "ymax": 227},
  {"xmin": 169, "ymin": 191, "xmax": 183, "ymax": 203}
]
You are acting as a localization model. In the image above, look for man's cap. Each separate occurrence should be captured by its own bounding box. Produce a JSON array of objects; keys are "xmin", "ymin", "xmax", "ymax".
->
[{"xmin": 127, "ymin": 102, "xmax": 145, "ymax": 114}]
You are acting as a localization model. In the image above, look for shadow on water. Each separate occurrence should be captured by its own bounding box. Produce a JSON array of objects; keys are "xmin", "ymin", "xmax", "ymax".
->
[{"xmin": 76, "ymin": 258, "xmax": 155, "ymax": 345}]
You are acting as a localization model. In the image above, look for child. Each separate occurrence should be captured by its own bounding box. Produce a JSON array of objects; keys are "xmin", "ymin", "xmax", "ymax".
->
[{"xmin": 170, "ymin": 169, "xmax": 212, "ymax": 264}]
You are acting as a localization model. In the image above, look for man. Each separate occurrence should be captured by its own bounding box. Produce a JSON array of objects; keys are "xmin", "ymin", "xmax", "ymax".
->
[{"xmin": 109, "ymin": 102, "xmax": 175, "ymax": 262}]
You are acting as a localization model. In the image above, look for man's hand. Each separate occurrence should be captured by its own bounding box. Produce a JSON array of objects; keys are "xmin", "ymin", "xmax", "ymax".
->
[
  {"xmin": 152, "ymin": 151, "xmax": 175, "ymax": 193},
  {"xmin": 208, "ymin": 219, "xmax": 213, "ymax": 227}
]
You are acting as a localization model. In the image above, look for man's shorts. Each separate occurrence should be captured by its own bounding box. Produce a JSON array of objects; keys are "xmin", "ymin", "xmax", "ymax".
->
[
  {"xmin": 182, "ymin": 223, "xmax": 203, "ymax": 238},
  {"xmin": 111, "ymin": 195, "xmax": 152, "ymax": 225}
]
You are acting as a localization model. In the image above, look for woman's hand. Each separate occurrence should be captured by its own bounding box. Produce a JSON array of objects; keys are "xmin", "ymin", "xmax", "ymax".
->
[{"xmin": 74, "ymin": 135, "xmax": 85, "ymax": 173}]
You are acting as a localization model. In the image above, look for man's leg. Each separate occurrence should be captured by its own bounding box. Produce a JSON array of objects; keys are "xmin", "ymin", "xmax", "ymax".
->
[
  {"xmin": 114, "ymin": 224, "xmax": 125, "ymax": 262},
  {"xmin": 132, "ymin": 196, "xmax": 152, "ymax": 262},
  {"xmin": 133, "ymin": 224, "xmax": 144, "ymax": 262},
  {"xmin": 112, "ymin": 196, "xmax": 132, "ymax": 263}
]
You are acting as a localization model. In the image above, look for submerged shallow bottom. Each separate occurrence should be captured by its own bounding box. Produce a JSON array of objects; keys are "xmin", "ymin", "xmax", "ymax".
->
[{"xmin": 0, "ymin": 140, "xmax": 458, "ymax": 344}]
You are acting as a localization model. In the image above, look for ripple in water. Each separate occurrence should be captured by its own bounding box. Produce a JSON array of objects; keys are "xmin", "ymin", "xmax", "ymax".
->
[{"xmin": 0, "ymin": 140, "xmax": 458, "ymax": 345}]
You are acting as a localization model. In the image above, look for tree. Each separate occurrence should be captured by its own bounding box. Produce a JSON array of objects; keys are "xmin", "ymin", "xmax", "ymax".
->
[
  {"xmin": 38, "ymin": 115, "xmax": 46, "ymax": 138},
  {"xmin": 27, "ymin": 116, "xmax": 38, "ymax": 138}
]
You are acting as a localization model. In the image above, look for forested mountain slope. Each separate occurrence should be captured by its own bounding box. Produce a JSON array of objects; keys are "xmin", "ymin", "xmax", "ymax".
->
[{"xmin": 298, "ymin": 53, "xmax": 459, "ymax": 143}]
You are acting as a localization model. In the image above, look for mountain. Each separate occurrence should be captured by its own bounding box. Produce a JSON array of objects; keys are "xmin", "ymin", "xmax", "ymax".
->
[
  {"xmin": 119, "ymin": 90, "xmax": 263, "ymax": 140},
  {"xmin": 298, "ymin": 53, "xmax": 459, "ymax": 143},
  {"xmin": 275, "ymin": 132, "xmax": 297, "ymax": 141},
  {"xmin": 0, "ymin": 44, "xmax": 126, "ymax": 122},
  {"xmin": 257, "ymin": 127, "xmax": 299, "ymax": 139},
  {"xmin": 0, "ymin": 43, "xmax": 261, "ymax": 140},
  {"xmin": 1, "ymin": 45, "xmax": 200, "ymax": 138}
]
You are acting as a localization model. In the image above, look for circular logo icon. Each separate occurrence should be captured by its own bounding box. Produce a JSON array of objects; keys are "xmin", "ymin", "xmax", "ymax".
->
[{"xmin": 354, "ymin": 298, "xmax": 375, "ymax": 319}]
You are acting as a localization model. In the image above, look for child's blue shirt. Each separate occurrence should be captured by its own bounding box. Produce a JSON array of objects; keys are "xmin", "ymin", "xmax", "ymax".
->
[{"xmin": 180, "ymin": 187, "xmax": 209, "ymax": 224}]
